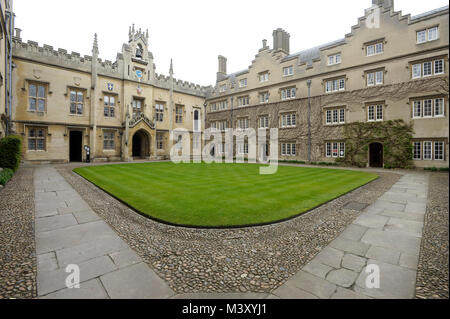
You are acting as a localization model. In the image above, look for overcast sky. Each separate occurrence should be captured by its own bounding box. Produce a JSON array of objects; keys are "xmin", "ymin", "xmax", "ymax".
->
[{"xmin": 14, "ymin": 0, "xmax": 448, "ymax": 86}]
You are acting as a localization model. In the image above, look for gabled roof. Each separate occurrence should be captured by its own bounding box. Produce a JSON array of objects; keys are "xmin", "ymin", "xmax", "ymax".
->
[{"xmin": 411, "ymin": 5, "xmax": 449, "ymax": 21}]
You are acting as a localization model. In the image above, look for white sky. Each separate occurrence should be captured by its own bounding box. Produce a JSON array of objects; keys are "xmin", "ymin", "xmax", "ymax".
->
[{"xmin": 14, "ymin": 0, "xmax": 448, "ymax": 86}]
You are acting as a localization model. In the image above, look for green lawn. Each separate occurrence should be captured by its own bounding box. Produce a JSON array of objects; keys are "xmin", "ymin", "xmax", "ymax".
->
[{"xmin": 74, "ymin": 163, "xmax": 378, "ymax": 227}]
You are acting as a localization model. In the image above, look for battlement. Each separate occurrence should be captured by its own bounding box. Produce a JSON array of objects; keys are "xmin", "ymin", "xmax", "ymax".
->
[{"xmin": 154, "ymin": 72, "xmax": 210, "ymax": 97}]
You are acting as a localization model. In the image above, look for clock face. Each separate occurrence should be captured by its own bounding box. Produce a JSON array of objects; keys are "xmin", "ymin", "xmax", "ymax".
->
[{"xmin": 136, "ymin": 70, "xmax": 143, "ymax": 79}]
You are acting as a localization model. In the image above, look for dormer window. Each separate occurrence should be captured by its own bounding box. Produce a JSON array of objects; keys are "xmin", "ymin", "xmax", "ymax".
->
[
  {"xmin": 328, "ymin": 54, "xmax": 341, "ymax": 66},
  {"xmin": 417, "ymin": 27, "xmax": 439, "ymax": 44},
  {"xmin": 239, "ymin": 79, "xmax": 247, "ymax": 88},
  {"xmin": 366, "ymin": 42, "xmax": 383, "ymax": 57},
  {"xmin": 219, "ymin": 84, "xmax": 227, "ymax": 93},
  {"xmin": 259, "ymin": 72, "xmax": 269, "ymax": 83}
]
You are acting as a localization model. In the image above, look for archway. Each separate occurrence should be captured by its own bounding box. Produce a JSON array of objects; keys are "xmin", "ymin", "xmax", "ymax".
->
[
  {"xmin": 369, "ymin": 143, "xmax": 383, "ymax": 168},
  {"xmin": 132, "ymin": 130, "xmax": 150, "ymax": 158}
]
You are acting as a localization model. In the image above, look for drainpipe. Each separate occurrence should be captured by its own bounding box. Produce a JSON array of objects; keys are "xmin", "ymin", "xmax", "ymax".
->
[
  {"xmin": 307, "ymin": 79, "xmax": 312, "ymax": 162},
  {"xmin": 8, "ymin": 6, "xmax": 13, "ymax": 136}
]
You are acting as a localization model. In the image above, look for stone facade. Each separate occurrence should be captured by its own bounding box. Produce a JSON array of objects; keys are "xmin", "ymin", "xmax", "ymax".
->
[
  {"xmin": 0, "ymin": 0, "xmax": 13, "ymax": 139},
  {"xmin": 206, "ymin": 0, "xmax": 449, "ymax": 168},
  {"xmin": 10, "ymin": 25, "xmax": 211, "ymax": 163},
  {"xmin": 3, "ymin": 0, "xmax": 450, "ymax": 168}
]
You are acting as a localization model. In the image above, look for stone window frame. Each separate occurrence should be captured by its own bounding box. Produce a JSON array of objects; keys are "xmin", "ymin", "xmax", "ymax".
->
[
  {"xmin": 416, "ymin": 25, "xmax": 439, "ymax": 44},
  {"xmin": 132, "ymin": 96, "xmax": 145, "ymax": 117},
  {"xmin": 27, "ymin": 125, "xmax": 47, "ymax": 152},
  {"xmin": 27, "ymin": 81, "xmax": 48, "ymax": 113},
  {"xmin": 155, "ymin": 101, "xmax": 165, "ymax": 122},
  {"xmin": 279, "ymin": 111, "xmax": 297, "ymax": 128},
  {"xmin": 239, "ymin": 78, "xmax": 248, "ymax": 88},
  {"xmin": 258, "ymin": 115, "xmax": 270, "ymax": 129},
  {"xmin": 325, "ymin": 141, "xmax": 346, "ymax": 158},
  {"xmin": 156, "ymin": 132, "xmax": 164, "ymax": 150},
  {"xmin": 324, "ymin": 76, "xmax": 346, "ymax": 93},
  {"xmin": 258, "ymin": 71, "xmax": 270, "ymax": 83},
  {"xmin": 410, "ymin": 56, "xmax": 446, "ymax": 79},
  {"xmin": 366, "ymin": 101, "xmax": 385, "ymax": 122},
  {"xmin": 175, "ymin": 104, "xmax": 184, "ymax": 124},
  {"xmin": 410, "ymin": 95, "xmax": 447, "ymax": 119},
  {"xmin": 364, "ymin": 38, "xmax": 385, "ymax": 57},
  {"xmin": 365, "ymin": 68, "xmax": 385, "ymax": 87},
  {"xmin": 103, "ymin": 93, "xmax": 117, "ymax": 118},
  {"xmin": 412, "ymin": 139, "xmax": 447, "ymax": 161},
  {"xmin": 328, "ymin": 53, "xmax": 342, "ymax": 66},
  {"xmin": 280, "ymin": 142, "xmax": 297, "ymax": 157},
  {"xmin": 237, "ymin": 95, "xmax": 250, "ymax": 107},
  {"xmin": 280, "ymin": 86, "xmax": 297, "ymax": 100},
  {"xmin": 259, "ymin": 91, "xmax": 270, "ymax": 104},
  {"xmin": 102, "ymin": 130, "xmax": 116, "ymax": 151},
  {"xmin": 282, "ymin": 65, "xmax": 294, "ymax": 77},
  {"xmin": 324, "ymin": 106, "xmax": 346, "ymax": 126},
  {"xmin": 68, "ymin": 87, "xmax": 86, "ymax": 116},
  {"xmin": 236, "ymin": 117, "xmax": 249, "ymax": 130}
]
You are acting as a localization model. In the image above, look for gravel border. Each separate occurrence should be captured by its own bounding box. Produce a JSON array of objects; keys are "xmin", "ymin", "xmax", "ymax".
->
[
  {"xmin": 0, "ymin": 168, "xmax": 37, "ymax": 299},
  {"xmin": 416, "ymin": 172, "xmax": 449, "ymax": 299},
  {"xmin": 58, "ymin": 164, "xmax": 400, "ymax": 293}
]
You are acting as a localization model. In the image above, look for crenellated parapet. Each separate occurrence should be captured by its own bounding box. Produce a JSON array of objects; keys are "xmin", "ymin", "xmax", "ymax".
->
[{"xmin": 153, "ymin": 72, "xmax": 211, "ymax": 97}]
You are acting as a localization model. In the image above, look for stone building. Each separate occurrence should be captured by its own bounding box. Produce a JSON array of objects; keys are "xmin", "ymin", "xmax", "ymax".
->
[
  {"xmin": 0, "ymin": 0, "xmax": 14, "ymax": 139},
  {"xmin": 2, "ymin": 0, "xmax": 449, "ymax": 168},
  {"xmin": 10, "ymin": 24, "xmax": 210, "ymax": 163},
  {"xmin": 206, "ymin": 0, "xmax": 449, "ymax": 168}
]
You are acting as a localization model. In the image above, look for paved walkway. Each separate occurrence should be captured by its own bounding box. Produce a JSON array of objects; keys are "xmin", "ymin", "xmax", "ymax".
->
[
  {"xmin": 272, "ymin": 173, "xmax": 429, "ymax": 299},
  {"xmin": 34, "ymin": 167, "xmax": 429, "ymax": 299},
  {"xmin": 34, "ymin": 166, "xmax": 175, "ymax": 299}
]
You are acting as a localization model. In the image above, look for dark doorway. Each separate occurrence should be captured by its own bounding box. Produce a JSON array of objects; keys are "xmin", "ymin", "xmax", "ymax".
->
[
  {"xmin": 132, "ymin": 130, "xmax": 150, "ymax": 158},
  {"xmin": 69, "ymin": 131, "xmax": 83, "ymax": 162},
  {"xmin": 369, "ymin": 143, "xmax": 383, "ymax": 168}
]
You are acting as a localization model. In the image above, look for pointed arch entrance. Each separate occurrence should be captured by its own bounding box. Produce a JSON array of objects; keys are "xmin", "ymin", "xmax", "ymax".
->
[{"xmin": 132, "ymin": 129, "xmax": 151, "ymax": 159}]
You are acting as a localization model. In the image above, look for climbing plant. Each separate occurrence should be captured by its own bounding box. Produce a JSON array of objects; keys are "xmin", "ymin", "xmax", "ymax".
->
[{"xmin": 337, "ymin": 120, "xmax": 414, "ymax": 169}]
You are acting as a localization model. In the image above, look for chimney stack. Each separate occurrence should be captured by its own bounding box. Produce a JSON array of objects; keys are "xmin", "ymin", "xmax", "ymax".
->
[
  {"xmin": 217, "ymin": 55, "xmax": 227, "ymax": 82},
  {"xmin": 372, "ymin": 0, "xmax": 394, "ymax": 8},
  {"xmin": 272, "ymin": 28, "xmax": 290, "ymax": 54}
]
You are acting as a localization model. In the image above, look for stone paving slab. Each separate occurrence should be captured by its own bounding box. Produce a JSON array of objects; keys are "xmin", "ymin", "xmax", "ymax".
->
[
  {"xmin": 34, "ymin": 166, "xmax": 174, "ymax": 299},
  {"xmin": 272, "ymin": 173, "xmax": 429, "ymax": 299}
]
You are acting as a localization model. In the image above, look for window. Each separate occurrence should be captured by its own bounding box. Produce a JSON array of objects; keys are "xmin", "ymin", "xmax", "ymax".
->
[
  {"xmin": 324, "ymin": 107, "xmax": 345, "ymax": 125},
  {"xmin": 238, "ymin": 143, "xmax": 249, "ymax": 155},
  {"xmin": 28, "ymin": 127, "xmax": 46, "ymax": 151},
  {"xmin": 325, "ymin": 78, "xmax": 345, "ymax": 93},
  {"xmin": 104, "ymin": 95, "xmax": 115, "ymax": 118},
  {"xmin": 103, "ymin": 131, "xmax": 115, "ymax": 150},
  {"xmin": 259, "ymin": 72, "xmax": 269, "ymax": 83},
  {"xmin": 435, "ymin": 142, "xmax": 444, "ymax": 160},
  {"xmin": 417, "ymin": 27, "xmax": 439, "ymax": 43},
  {"xmin": 176, "ymin": 105, "xmax": 183, "ymax": 123},
  {"xmin": 435, "ymin": 60, "xmax": 444, "ymax": 75},
  {"xmin": 328, "ymin": 54, "xmax": 342, "ymax": 66},
  {"xmin": 435, "ymin": 98, "xmax": 445, "ymax": 117},
  {"xmin": 367, "ymin": 70, "xmax": 384, "ymax": 86},
  {"xmin": 218, "ymin": 100, "xmax": 228, "ymax": 110},
  {"xmin": 237, "ymin": 118, "xmax": 249, "ymax": 130},
  {"xmin": 423, "ymin": 61, "xmax": 432, "ymax": 77},
  {"xmin": 412, "ymin": 98, "xmax": 446, "ymax": 118},
  {"xmin": 281, "ymin": 143, "xmax": 296, "ymax": 156},
  {"xmin": 132, "ymin": 98, "xmax": 143, "ymax": 116},
  {"xmin": 70, "ymin": 89, "xmax": 84, "ymax": 115},
  {"xmin": 414, "ymin": 141, "xmax": 445, "ymax": 161},
  {"xmin": 281, "ymin": 87, "xmax": 296, "ymax": 100},
  {"xmin": 424, "ymin": 141, "xmax": 432, "ymax": 160},
  {"xmin": 28, "ymin": 83, "xmax": 46, "ymax": 112},
  {"xmin": 413, "ymin": 142, "xmax": 422, "ymax": 160},
  {"xmin": 366, "ymin": 42, "xmax": 383, "ymax": 56},
  {"xmin": 281, "ymin": 113, "xmax": 296, "ymax": 128},
  {"xmin": 325, "ymin": 142, "xmax": 345, "ymax": 158},
  {"xmin": 213, "ymin": 120, "xmax": 227, "ymax": 132},
  {"xmin": 283, "ymin": 66, "xmax": 294, "ymax": 76},
  {"xmin": 411, "ymin": 58, "xmax": 445, "ymax": 79},
  {"xmin": 157, "ymin": 133, "xmax": 164, "ymax": 150},
  {"xmin": 155, "ymin": 103, "xmax": 164, "ymax": 122},
  {"xmin": 219, "ymin": 84, "xmax": 227, "ymax": 92},
  {"xmin": 259, "ymin": 92, "xmax": 269, "ymax": 104},
  {"xmin": 210, "ymin": 103, "xmax": 217, "ymax": 112},
  {"xmin": 368, "ymin": 104, "xmax": 383, "ymax": 122},
  {"xmin": 239, "ymin": 79, "xmax": 247, "ymax": 88},
  {"xmin": 259, "ymin": 116, "xmax": 269, "ymax": 129},
  {"xmin": 423, "ymin": 99, "xmax": 433, "ymax": 117},
  {"xmin": 238, "ymin": 96, "xmax": 250, "ymax": 107}
]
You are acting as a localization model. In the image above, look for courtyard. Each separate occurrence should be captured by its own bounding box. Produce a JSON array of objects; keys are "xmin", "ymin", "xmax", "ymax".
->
[
  {"xmin": 0, "ymin": 161, "xmax": 448, "ymax": 299},
  {"xmin": 73, "ymin": 163, "xmax": 377, "ymax": 227}
]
